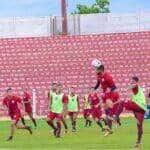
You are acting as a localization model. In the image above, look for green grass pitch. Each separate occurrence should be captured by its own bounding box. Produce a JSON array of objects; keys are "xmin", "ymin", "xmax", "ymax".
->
[{"xmin": 0, "ymin": 118, "xmax": 149, "ymax": 150}]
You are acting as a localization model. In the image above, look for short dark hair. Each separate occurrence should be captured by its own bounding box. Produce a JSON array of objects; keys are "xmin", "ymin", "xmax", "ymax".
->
[
  {"xmin": 70, "ymin": 86, "xmax": 75, "ymax": 89},
  {"xmin": 97, "ymin": 65, "xmax": 104, "ymax": 71},
  {"xmin": 132, "ymin": 76, "xmax": 139, "ymax": 82},
  {"xmin": 51, "ymin": 82, "xmax": 57, "ymax": 86},
  {"xmin": 7, "ymin": 87, "xmax": 12, "ymax": 92}
]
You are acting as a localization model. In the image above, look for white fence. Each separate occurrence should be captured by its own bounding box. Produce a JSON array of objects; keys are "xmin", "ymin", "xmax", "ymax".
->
[{"xmin": 0, "ymin": 12, "xmax": 150, "ymax": 38}]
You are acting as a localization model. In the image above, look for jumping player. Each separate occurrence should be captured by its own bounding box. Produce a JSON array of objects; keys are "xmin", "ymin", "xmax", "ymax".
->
[
  {"xmin": 48, "ymin": 82, "xmax": 68, "ymax": 133},
  {"xmin": 67, "ymin": 87, "xmax": 80, "ymax": 132},
  {"xmin": 46, "ymin": 83, "xmax": 68, "ymax": 137},
  {"xmin": 22, "ymin": 89, "xmax": 37, "ymax": 128},
  {"xmin": 2, "ymin": 88, "xmax": 32, "ymax": 141},
  {"xmin": 88, "ymin": 87, "xmax": 105, "ymax": 132},
  {"xmin": 92, "ymin": 59, "xmax": 120, "ymax": 135},
  {"xmin": 114, "ymin": 77, "xmax": 147, "ymax": 148},
  {"xmin": 83, "ymin": 88, "xmax": 92, "ymax": 127}
]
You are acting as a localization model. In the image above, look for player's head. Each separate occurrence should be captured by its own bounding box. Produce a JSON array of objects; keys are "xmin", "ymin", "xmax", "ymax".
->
[
  {"xmin": 57, "ymin": 83, "xmax": 62, "ymax": 93},
  {"xmin": 96, "ymin": 64, "xmax": 105, "ymax": 74},
  {"xmin": 6, "ymin": 87, "xmax": 13, "ymax": 98},
  {"xmin": 51, "ymin": 82, "xmax": 57, "ymax": 92},
  {"xmin": 69, "ymin": 87, "xmax": 75, "ymax": 95},
  {"xmin": 131, "ymin": 76, "xmax": 139, "ymax": 83},
  {"xmin": 131, "ymin": 76, "xmax": 139, "ymax": 86}
]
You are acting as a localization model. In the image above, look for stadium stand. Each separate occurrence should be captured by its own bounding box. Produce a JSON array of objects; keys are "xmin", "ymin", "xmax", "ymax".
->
[{"xmin": 0, "ymin": 31, "xmax": 150, "ymax": 116}]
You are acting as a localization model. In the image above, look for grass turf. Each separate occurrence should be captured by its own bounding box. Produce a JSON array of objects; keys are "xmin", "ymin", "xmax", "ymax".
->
[{"xmin": 0, "ymin": 118, "xmax": 149, "ymax": 150}]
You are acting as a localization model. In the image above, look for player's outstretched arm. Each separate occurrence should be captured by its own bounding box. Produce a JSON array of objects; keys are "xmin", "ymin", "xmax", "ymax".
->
[{"xmin": 94, "ymin": 80, "xmax": 100, "ymax": 90}]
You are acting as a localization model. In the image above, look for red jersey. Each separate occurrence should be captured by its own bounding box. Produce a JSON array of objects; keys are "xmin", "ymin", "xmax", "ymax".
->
[
  {"xmin": 3, "ymin": 95, "xmax": 21, "ymax": 117},
  {"xmin": 23, "ymin": 92, "xmax": 31, "ymax": 104},
  {"xmin": 97, "ymin": 72, "xmax": 116, "ymax": 93},
  {"xmin": 88, "ymin": 93, "xmax": 100, "ymax": 108},
  {"xmin": 62, "ymin": 94, "xmax": 68, "ymax": 104}
]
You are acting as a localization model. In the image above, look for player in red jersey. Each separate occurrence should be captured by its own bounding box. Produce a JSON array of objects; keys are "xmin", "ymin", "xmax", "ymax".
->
[
  {"xmin": 47, "ymin": 82, "xmax": 68, "ymax": 133},
  {"xmin": 114, "ymin": 77, "xmax": 147, "ymax": 148},
  {"xmin": 22, "ymin": 89, "xmax": 37, "ymax": 128},
  {"xmin": 93, "ymin": 60, "xmax": 120, "ymax": 135},
  {"xmin": 88, "ymin": 88, "xmax": 106, "ymax": 132},
  {"xmin": 2, "ymin": 88, "xmax": 32, "ymax": 141},
  {"xmin": 46, "ymin": 83, "xmax": 68, "ymax": 137}
]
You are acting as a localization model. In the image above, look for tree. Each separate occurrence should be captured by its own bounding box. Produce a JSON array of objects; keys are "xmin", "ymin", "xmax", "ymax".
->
[{"xmin": 73, "ymin": 0, "xmax": 110, "ymax": 14}]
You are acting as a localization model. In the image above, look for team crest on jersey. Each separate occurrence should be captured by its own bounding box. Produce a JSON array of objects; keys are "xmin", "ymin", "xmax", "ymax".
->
[{"xmin": 55, "ymin": 97, "xmax": 58, "ymax": 100}]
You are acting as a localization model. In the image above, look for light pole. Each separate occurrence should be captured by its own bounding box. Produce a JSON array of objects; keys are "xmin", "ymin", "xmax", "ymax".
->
[{"xmin": 61, "ymin": 0, "xmax": 68, "ymax": 35}]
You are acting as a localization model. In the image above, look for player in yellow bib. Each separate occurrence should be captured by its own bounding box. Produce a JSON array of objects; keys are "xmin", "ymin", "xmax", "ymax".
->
[
  {"xmin": 67, "ymin": 87, "xmax": 80, "ymax": 132},
  {"xmin": 46, "ymin": 83, "xmax": 68, "ymax": 137},
  {"xmin": 114, "ymin": 77, "xmax": 147, "ymax": 148},
  {"xmin": 83, "ymin": 89, "xmax": 92, "ymax": 127}
]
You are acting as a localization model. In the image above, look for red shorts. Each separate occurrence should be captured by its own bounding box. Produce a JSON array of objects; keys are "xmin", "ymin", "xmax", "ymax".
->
[
  {"xmin": 25, "ymin": 104, "xmax": 32, "ymax": 114},
  {"xmin": 83, "ymin": 109, "xmax": 91, "ymax": 118},
  {"xmin": 91, "ymin": 107, "xmax": 102, "ymax": 120},
  {"xmin": 47, "ymin": 112, "xmax": 63, "ymax": 121},
  {"xmin": 105, "ymin": 103, "xmax": 119, "ymax": 117},
  {"xmin": 124, "ymin": 100, "xmax": 145, "ymax": 124},
  {"xmin": 102, "ymin": 92, "xmax": 119, "ymax": 103},
  {"xmin": 10, "ymin": 113, "xmax": 21, "ymax": 123},
  {"xmin": 68, "ymin": 112, "xmax": 78, "ymax": 117},
  {"xmin": 124, "ymin": 100, "xmax": 145, "ymax": 113}
]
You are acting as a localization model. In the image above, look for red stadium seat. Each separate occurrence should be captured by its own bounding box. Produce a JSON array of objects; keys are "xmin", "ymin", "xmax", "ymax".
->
[{"xmin": 0, "ymin": 31, "xmax": 150, "ymax": 116}]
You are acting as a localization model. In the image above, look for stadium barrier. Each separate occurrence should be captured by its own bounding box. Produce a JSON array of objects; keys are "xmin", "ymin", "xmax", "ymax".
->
[{"xmin": 0, "ymin": 11, "xmax": 150, "ymax": 38}]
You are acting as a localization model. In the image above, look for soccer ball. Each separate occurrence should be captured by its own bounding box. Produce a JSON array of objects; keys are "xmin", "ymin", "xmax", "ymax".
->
[{"xmin": 91, "ymin": 59, "xmax": 102, "ymax": 68}]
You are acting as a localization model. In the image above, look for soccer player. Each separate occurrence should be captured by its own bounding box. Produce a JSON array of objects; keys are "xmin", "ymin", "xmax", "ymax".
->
[
  {"xmin": 67, "ymin": 87, "xmax": 80, "ymax": 132},
  {"xmin": 83, "ymin": 88, "xmax": 92, "ymax": 127},
  {"xmin": 2, "ymin": 88, "xmax": 32, "ymax": 141},
  {"xmin": 22, "ymin": 89, "xmax": 37, "ymax": 128},
  {"xmin": 92, "ymin": 60, "xmax": 120, "ymax": 135},
  {"xmin": 88, "ymin": 87, "xmax": 105, "ymax": 132},
  {"xmin": 46, "ymin": 83, "xmax": 68, "ymax": 137},
  {"xmin": 114, "ymin": 77, "xmax": 147, "ymax": 148},
  {"xmin": 48, "ymin": 82, "xmax": 68, "ymax": 133}
]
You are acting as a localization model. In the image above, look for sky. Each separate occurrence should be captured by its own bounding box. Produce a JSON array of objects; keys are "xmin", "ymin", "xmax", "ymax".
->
[{"xmin": 0, "ymin": 0, "xmax": 150, "ymax": 18}]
